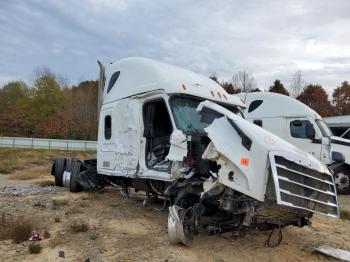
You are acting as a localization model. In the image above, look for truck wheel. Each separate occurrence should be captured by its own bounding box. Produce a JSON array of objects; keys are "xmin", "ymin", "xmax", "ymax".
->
[
  {"xmin": 53, "ymin": 157, "xmax": 66, "ymax": 187},
  {"xmin": 334, "ymin": 167, "xmax": 350, "ymax": 195},
  {"xmin": 69, "ymin": 160, "xmax": 81, "ymax": 193},
  {"xmin": 62, "ymin": 158, "xmax": 81, "ymax": 192},
  {"xmin": 62, "ymin": 157, "xmax": 74, "ymax": 188}
]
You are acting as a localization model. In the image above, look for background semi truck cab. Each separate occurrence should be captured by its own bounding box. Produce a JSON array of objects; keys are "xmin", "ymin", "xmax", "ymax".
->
[{"xmin": 238, "ymin": 92, "xmax": 350, "ymax": 194}]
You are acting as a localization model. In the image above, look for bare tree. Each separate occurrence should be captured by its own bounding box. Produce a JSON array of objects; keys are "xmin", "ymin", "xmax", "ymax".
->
[
  {"xmin": 289, "ymin": 71, "xmax": 304, "ymax": 98},
  {"xmin": 232, "ymin": 71, "xmax": 256, "ymax": 92},
  {"xmin": 209, "ymin": 73, "xmax": 219, "ymax": 84}
]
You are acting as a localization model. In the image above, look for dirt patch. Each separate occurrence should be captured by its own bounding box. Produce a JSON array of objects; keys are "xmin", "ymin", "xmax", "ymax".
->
[
  {"xmin": 0, "ymin": 159, "xmax": 350, "ymax": 261},
  {"xmin": 0, "ymin": 176, "xmax": 349, "ymax": 261}
]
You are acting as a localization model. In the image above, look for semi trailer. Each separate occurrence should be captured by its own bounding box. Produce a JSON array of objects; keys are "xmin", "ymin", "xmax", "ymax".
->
[
  {"xmin": 238, "ymin": 92, "xmax": 350, "ymax": 194},
  {"xmin": 52, "ymin": 58, "xmax": 338, "ymax": 245}
]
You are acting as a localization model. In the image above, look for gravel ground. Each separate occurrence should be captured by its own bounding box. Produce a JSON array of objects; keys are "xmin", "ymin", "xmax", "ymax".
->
[
  {"xmin": 0, "ymin": 184, "xmax": 67, "ymax": 196},
  {"xmin": 1, "ymin": 172, "xmax": 350, "ymax": 262}
]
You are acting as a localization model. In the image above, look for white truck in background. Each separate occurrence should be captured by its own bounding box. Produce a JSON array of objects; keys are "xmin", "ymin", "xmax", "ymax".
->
[
  {"xmin": 325, "ymin": 115, "xmax": 350, "ymax": 140},
  {"xmin": 51, "ymin": 58, "xmax": 338, "ymax": 245},
  {"xmin": 238, "ymin": 92, "xmax": 350, "ymax": 194}
]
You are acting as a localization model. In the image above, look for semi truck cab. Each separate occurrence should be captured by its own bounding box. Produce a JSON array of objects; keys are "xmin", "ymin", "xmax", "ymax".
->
[
  {"xmin": 52, "ymin": 58, "xmax": 339, "ymax": 246},
  {"xmin": 238, "ymin": 92, "xmax": 350, "ymax": 194}
]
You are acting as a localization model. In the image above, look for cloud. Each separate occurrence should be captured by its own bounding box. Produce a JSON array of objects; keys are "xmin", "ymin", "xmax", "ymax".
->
[{"xmin": 0, "ymin": 0, "xmax": 350, "ymax": 91}]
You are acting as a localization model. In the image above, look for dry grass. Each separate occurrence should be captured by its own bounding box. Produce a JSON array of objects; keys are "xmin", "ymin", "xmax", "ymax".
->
[
  {"xmin": 340, "ymin": 209, "xmax": 350, "ymax": 220},
  {"xmin": 70, "ymin": 220, "xmax": 89, "ymax": 233},
  {"xmin": 65, "ymin": 207, "xmax": 84, "ymax": 216},
  {"xmin": 44, "ymin": 230, "xmax": 51, "ymax": 238},
  {"xmin": 9, "ymin": 166, "xmax": 51, "ymax": 180},
  {"xmin": 52, "ymin": 197, "xmax": 69, "ymax": 208},
  {"xmin": 0, "ymin": 213, "xmax": 35, "ymax": 243},
  {"xmin": 0, "ymin": 148, "xmax": 95, "ymax": 175}
]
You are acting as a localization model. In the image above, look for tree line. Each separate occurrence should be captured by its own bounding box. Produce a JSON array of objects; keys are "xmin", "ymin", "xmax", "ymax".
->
[
  {"xmin": 0, "ymin": 68, "xmax": 349, "ymax": 140},
  {"xmin": 211, "ymin": 70, "xmax": 350, "ymax": 117},
  {"xmin": 0, "ymin": 68, "xmax": 98, "ymax": 140}
]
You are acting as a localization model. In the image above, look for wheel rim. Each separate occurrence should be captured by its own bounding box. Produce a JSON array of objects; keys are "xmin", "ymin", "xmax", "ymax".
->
[
  {"xmin": 167, "ymin": 205, "xmax": 193, "ymax": 246},
  {"xmin": 335, "ymin": 172, "xmax": 350, "ymax": 190}
]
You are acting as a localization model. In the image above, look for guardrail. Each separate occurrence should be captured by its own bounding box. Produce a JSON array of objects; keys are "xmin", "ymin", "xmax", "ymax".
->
[{"xmin": 0, "ymin": 136, "xmax": 97, "ymax": 151}]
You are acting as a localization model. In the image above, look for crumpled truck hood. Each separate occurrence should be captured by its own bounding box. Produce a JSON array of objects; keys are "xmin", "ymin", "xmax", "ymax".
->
[{"xmin": 197, "ymin": 101, "xmax": 338, "ymax": 217}]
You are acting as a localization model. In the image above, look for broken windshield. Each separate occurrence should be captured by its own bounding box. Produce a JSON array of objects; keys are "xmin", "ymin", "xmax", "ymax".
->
[{"xmin": 169, "ymin": 95, "xmax": 239, "ymax": 133}]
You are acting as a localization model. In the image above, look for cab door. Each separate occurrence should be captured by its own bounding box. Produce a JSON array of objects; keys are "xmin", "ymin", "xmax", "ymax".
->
[
  {"xmin": 285, "ymin": 118, "xmax": 322, "ymax": 159},
  {"xmin": 97, "ymin": 99, "xmax": 142, "ymax": 176}
]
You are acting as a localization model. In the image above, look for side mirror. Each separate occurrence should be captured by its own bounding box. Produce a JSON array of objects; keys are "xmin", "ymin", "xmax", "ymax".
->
[
  {"xmin": 332, "ymin": 151, "xmax": 345, "ymax": 163},
  {"xmin": 306, "ymin": 123, "xmax": 315, "ymax": 139}
]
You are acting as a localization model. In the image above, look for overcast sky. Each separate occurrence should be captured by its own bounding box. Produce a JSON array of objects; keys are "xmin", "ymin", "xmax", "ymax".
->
[{"xmin": 1, "ymin": 0, "xmax": 350, "ymax": 92}]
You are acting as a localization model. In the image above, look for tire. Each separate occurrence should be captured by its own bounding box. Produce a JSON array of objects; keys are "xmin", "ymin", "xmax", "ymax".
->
[
  {"xmin": 53, "ymin": 157, "xmax": 66, "ymax": 187},
  {"xmin": 69, "ymin": 160, "xmax": 81, "ymax": 193},
  {"xmin": 334, "ymin": 167, "xmax": 350, "ymax": 195}
]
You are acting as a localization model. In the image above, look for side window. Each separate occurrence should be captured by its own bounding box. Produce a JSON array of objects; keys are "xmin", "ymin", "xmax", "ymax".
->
[
  {"xmin": 105, "ymin": 115, "xmax": 112, "ymax": 140},
  {"xmin": 253, "ymin": 119, "xmax": 263, "ymax": 127},
  {"xmin": 248, "ymin": 100, "xmax": 263, "ymax": 113},
  {"xmin": 107, "ymin": 71, "xmax": 120, "ymax": 93},
  {"xmin": 290, "ymin": 120, "xmax": 311, "ymax": 139}
]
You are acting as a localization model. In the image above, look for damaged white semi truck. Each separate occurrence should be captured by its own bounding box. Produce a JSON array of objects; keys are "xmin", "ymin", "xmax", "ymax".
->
[{"xmin": 52, "ymin": 57, "xmax": 338, "ymax": 245}]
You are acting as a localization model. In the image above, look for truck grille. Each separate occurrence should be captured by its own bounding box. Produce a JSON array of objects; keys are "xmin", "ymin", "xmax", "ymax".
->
[{"xmin": 269, "ymin": 152, "xmax": 338, "ymax": 217}]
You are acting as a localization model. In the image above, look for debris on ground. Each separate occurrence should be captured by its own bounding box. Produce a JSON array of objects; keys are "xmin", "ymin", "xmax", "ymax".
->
[
  {"xmin": 58, "ymin": 250, "xmax": 65, "ymax": 258},
  {"xmin": 315, "ymin": 245, "xmax": 350, "ymax": 261},
  {"xmin": 29, "ymin": 233, "xmax": 43, "ymax": 241}
]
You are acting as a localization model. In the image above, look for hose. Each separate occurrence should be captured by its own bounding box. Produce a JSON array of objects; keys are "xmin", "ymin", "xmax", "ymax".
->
[{"xmin": 267, "ymin": 227, "xmax": 283, "ymax": 248}]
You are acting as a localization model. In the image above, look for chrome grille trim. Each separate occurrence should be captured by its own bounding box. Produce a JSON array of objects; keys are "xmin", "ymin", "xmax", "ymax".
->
[
  {"xmin": 279, "ymin": 189, "xmax": 338, "ymax": 207},
  {"xmin": 269, "ymin": 151, "xmax": 339, "ymax": 218},
  {"xmin": 278, "ymin": 176, "xmax": 336, "ymax": 196},
  {"xmin": 276, "ymin": 164, "xmax": 334, "ymax": 186}
]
